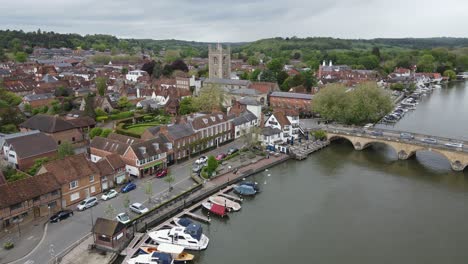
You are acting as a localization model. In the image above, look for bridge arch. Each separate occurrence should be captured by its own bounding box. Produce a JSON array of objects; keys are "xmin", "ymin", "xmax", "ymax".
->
[
  {"xmin": 327, "ymin": 134, "xmax": 360, "ymax": 150},
  {"xmin": 409, "ymin": 148, "xmax": 468, "ymax": 172}
]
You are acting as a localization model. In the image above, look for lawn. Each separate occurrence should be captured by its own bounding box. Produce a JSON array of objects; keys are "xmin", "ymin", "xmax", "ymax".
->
[{"xmin": 123, "ymin": 121, "xmax": 163, "ymax": 135}]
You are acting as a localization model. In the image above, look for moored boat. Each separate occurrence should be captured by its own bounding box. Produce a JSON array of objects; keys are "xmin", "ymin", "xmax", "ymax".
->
[
  {"xmin": 127, "ymin": 252, "xmax": 174, "ymax": 264},
  {"xmin": 239, "ymin": 181, "xmax": 261, "ymax": 192},
  {"xmin": 172, "ymin": 217, "xmax": 193, "ymax": 228},
  {"xmin": 149, "ymin": 224, "xmax": 209, "ymax": 250},
  {"xmin": 233, "ymin": 184, "xmax": 257, "ymax": 196},
  {"xmin": 209, "ymin": 196, "xmax": 241, "ymax": 211},
  {"xmin": 202, "ymin": 201, "xmax": 228, "ymax": 217},
  {"xmin": 138, "ymin": 244, "xmax": 195, "ymax": 263}
]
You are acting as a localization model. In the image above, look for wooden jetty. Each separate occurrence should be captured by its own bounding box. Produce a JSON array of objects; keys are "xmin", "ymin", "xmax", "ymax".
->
[
  {"xmin": 290, "ymin": 141, "xmax": 330, "ymax": 160},
  {"xmin": 122, "ymin": 184, "xmax": 237, "ymax": 263}
]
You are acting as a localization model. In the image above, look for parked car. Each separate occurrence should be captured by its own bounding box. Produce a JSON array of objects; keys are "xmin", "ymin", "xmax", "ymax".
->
[
  {"xmin": 421, "ymin": 138, "xmax": 437, "ymax": 144},
  {"xmin": 130, "ymin": 203, "xmax": 149, "ymax": 214},
  {"xmin": 215, "ymin": 153, "xmax": 226, "ymax": 161},
  {"xmin": 121, "ymin": 182, "xmax": 136, "ymax": 193},
  {"xmin": 195, "ymin": 156, "xmax": 208, "ymax": 165},
  {"xmin": 77, "ymin": 197, "xmax": 98, "ymax": 211},
  {"xmin": 227, "ymin": 147, "xmax": 239, "ymax": 155},
  {"xmin": 363, "ymin": 123, "xmax": 373, "ymax": 129},
  {"xmin": 370, "ymin": 131, "xmax": 384, "ymax": 136},
  {"xmin": 49, "ymin": 210, "xmax": 74, "ymax": 223},
  {"xmin": 192, "ymin": 164, "xmax": 203, "ymax": 173},
  {"xmin": 445, "ymin": 142, "xmax": 464, "ymax": 148},
  {"xmin": 156, "ymin": 168, "xmax": 168, "ymax": 178},
  {"xmin": 101, "ymin": 189, "xmax": 118, "ymax": 201},
  {"xmin": 116, "ymin": 212, "xmax": 131, "ymax": 224},
  {"xmin": 400, "ymin": 132, "xmax": 414, "ymax": 140}
]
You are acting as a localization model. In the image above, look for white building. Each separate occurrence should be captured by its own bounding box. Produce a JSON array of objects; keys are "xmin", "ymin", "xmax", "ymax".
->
[
  {"xmin": 231, "ymin": 111, "xmax": 259, "ymax": 139},
  {"xmin": 126, "ymin": 70, "xmax": 147, "ymax": 82},
  {"xmin": 264, "ymin": 112, "xmax": 300, "ymax": 143}
]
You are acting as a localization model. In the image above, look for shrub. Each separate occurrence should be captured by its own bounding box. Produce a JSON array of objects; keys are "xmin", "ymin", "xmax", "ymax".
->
[
  {"xmin": 89, "ymin": 127, "xmax": 103, "ymax": 139},
  {"xmin": 96, "ymin": 116, "xmax": 109, "ymax": 122},
  {"xmin": 101, "ymin": 128, "xmax": 113, "ymax": 138},
  {"xmin": 3, "ymin": 242, "xmax": 14, "ymax": 250},
  {"xmin": 110, "ymin": 111, "xmax": 134, "ymax": 120},
  {"xmin": 143, "ymin": 115, "xmax": 154, "ymax": 121}
]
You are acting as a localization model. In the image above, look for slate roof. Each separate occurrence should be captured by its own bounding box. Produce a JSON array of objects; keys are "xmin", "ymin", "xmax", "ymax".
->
[
  {"xmin": 5, "ymin": 132, "xmax": 57, "ymax": 159},
  {"xmin": 93, "ymin": 218, "xmax": 126, "ymax": 236},
  {"xmin": 167, "ymin": 123, "xmax": 196, "ymax": 140},
  {"xmin": 20, "ymin": 115, "xmax": 76, "ymax": 133},
  {"xmin": 0, "ymin": 130, "xmax": 41, "ymax": 149},
  {"xmin": 261, "ymin": 127, "xmax": 282, "ymax": 136},
  {"xmin": 66, "ymin": 117, "xmax": 96, "ymax": 128},
  {"xmin": 0, "ymin": 172, "xmax": 60, "ymax": 208},
  {"xmin": 90, "ymin": 136, "xmax": 130, "ymax": 156},
  {"xmin": 238, "ymin": 97, "xmax": 261, "ymax": 106},
  {"xmin": 42, "ymin": 74, "xmax": 58, "ymax": 83},
  {"xmin": 130, "ymin": 137, "xmax": 168, "ymax": 160},
  {"xmin": 42, "ymin": 153, "xmax": 100, "ymax": 185},
  {"xmin": 204, "ymin": 78, "xmax": 251, "ymax": 86},
  {"xmin": 270, "ymin": 92, "xmax": 313, "ymax": 100},
  {"xmin": 23, "ymin": 93, "xmax": 55, "ymax": 101},
  {"xmin": 231, "ymin": 110, "xmax": 258, "ymax": 126},
  {"xmin": 229, "ymin": 88, "xmax": 260, "ymax": 96}
]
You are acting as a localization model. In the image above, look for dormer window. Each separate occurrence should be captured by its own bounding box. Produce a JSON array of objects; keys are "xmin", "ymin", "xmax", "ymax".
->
[
  {"xmin": 202, "ymin": 118, "xmax": 208, "ymax": 124},
  {"xmin": 210, "ymin": 116, "xmax": 216, "ymax": 122},
  {"xmin": 218, "ymin": 114, "xmax": 223, "ymax": 120}
]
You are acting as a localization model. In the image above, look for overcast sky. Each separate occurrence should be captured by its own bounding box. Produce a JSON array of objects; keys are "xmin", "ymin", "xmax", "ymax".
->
[{"xmin": 1, "ymin": 0, "xmax": 467, "ymax": 42}]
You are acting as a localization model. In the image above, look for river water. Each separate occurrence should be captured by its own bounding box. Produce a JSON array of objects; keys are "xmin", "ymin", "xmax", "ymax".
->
[{"xmin": 193, "ymin": 81, "xmax": 468, "ymax": 264}]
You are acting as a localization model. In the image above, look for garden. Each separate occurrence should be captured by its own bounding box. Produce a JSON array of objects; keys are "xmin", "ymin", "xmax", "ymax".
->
[{"xmin": 115, "ymin": 114, "xmax": 171, "ymax": 137}]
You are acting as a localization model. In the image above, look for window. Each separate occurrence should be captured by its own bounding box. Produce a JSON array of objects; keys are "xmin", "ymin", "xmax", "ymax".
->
[
  {"xmin": 10, "ymin": 202, "xmax": 22, "ymax": 211},
  {"xmin": 48, "ymin": 201, "xmax": 57, "ymax": 209},
  {"xmin": 51, "ymin": 190, "xmax": 59, "ymax": 196},
  {"xmin": 89, "ymin": 175, "xmax": 94, "ymax": 182},
  {"xmin": 33, "ymin": 196, "xmax": 40, "ymax": 202},
  {"xmin": 69, "ymin": 180, "xmax": 78, "ymax": 189},
  {"xmin": 91, "ymin": 186, "xmax": 96, "ymax": 193},
  {"xmin": 72, "ymin": 137, "xmax": 75, "ymax": 142},
  {"xmin": 58, "ymin": 140, "xmax": 61, "ymax": 145},
  {"xmin": 70, "ymin": 192, "xmax": 80, "ymax": 201}
]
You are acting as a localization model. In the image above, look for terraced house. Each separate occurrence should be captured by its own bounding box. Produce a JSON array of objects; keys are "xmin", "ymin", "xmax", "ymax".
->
[
  {"xmin": 0, "ymin": 172, "xmax": 61, "ymax": 228},
  {"xmin": 38, "ymin": 154, "xmax": 101, "ymax": 207}
]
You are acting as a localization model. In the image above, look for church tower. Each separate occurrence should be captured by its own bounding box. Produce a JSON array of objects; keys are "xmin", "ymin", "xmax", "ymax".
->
[{"xmin": 208, "ymin": 43, "xmax": 231, "ymax": 79}]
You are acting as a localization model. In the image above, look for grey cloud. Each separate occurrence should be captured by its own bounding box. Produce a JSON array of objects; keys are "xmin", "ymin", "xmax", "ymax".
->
[{"xmin": 0, "ymin": 0, "xmax": 467, "ymax": 42}]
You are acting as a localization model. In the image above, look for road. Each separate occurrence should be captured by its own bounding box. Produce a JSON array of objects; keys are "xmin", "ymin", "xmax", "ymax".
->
[{"xmin": 15, "ymin": 140, "xmax": 244, "ymax": 264}]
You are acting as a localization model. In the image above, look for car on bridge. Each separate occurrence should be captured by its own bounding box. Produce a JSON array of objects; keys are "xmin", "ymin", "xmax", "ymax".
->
[
  {"xmin": 421, "ymin": 138, "xmax": 437, "ymax": 144},
  {"xmin": 400, "ymin": 132, "xmax": 414, "ymax": 140},
  {"xmin": 370, "ymin": 130, "xmax": 384, "ymax": 137},
  {"xmin": 445, "ymin": 142, "xmax": 464, "ymax": 148}
]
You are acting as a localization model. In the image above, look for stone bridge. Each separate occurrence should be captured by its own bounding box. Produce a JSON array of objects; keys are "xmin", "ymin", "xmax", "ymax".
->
[{"xmin": 325, "ymin": 129, "xmax": 468, "ymax": 171}]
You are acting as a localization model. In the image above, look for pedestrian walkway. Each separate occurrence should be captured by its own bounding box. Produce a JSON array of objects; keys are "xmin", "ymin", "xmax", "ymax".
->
[
  {"xmin": 0, "ymin": 217, "xmax": 48, "ymax": 264},
  {"xmin": 58, "ymin": 235, "xmax": 117, "ymax": 264}
]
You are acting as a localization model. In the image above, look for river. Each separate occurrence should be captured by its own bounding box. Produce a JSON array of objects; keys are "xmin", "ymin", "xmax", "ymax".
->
[{"xmin": 194, "ymin": 81, "xmax": 468, "ymax": 264}]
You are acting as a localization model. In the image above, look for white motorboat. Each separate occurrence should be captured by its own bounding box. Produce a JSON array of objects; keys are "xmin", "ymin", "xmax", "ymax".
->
[
  {"xmin": 149, "ymin": 225, "xmax": 209, "ymax": 250},
  {"xmin": 209, "ymin": 196, "xmax": 241, "ymax": 211},
  {"xmin": 127, "ymin": 252, "xmax": 174, "ymax": 264},
  {"xmin": 172, "ymin": 217, "xmax": 193, "ymax": 228}
]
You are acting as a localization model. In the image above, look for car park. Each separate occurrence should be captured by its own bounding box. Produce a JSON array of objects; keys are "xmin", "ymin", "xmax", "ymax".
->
[
  {"xmin": 421, "ymin": 138, "xmax": 437, "ymax": 144},
  {"xmin": 116, "ymin": 212, "xmax": 131, "ymax": 224},
  {"xmin": 77, "ymin": 197, "xmax": 98, "ymax": 211},
  {"xmin": 156, "ymin": 168, "xmax": 168, "ymax": 178},
  {"xmin": 121, "ymin": 182, "xmax": 136, "ymax": 193},
  {"xmin": 101, "ymin": 189, "xmax": 118, "ymax": 201},
  {"xmin": 130, "ymin": 203, "xmax": 149, "ymax": 214},
  {"xmin": 400, "ymin": 132, "xmax": 414, "ymax": 140},
  {"xmin": 49, "ymin": 210, "xmax": 74, "ymax": 223}
]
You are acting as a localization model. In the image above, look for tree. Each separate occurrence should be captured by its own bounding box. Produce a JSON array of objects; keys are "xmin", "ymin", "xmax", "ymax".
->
[
  {"xmin": 104, "ymin": 204, "xmax": 116, "ymax": 219},
  {"xmin": 443, "ymin": 69, "xmax": 457, "ymax": 81},
  {"xmin": 358, "ymin": 55, "xmax": 380, "ymax": 70},
  {"xmin": 417, "ymin": 54, "xmax": 436, "ymax": 72},
  {"xmin": 95, "ymin": 77, "xmax": 107, "ymax": 96},
  {"xmin": 312, "ymin": 82, "xmax": 393, "ymax": 125},
  {"xmin": 57, "ymin": 141, "xmax": 74, "ymax": 159},
  {"xmin": 390, "ymin": 83, "xmax": 405, "ymax": 91},
  {"xmin": 259, "ymin": 70, "xmax": 277, "ymax": 82},
  {"xmin": 89, "ymin": 127, "xmax": 103, "ymax": 139},
  {"xmin": 27, "ymin": 157, "xmax": 49, "ymax": 176},
  {"xmin": 206, "ymin": 156, "xmax": 219, "ymax": 177},
  {"xmin": 178, "ymin": 97, "xmax": 198, "ymax": 115},
  {"xmin": 276, "ymin": 70, "xmax": 289, "ymax": 86},
  {"xmin": 371, "ymin": 47, "xmax": 381, "ymax": 59},
  {"xmin": 122, "ymin": 193, "xmax": 131, "ymax": 212},
  {"xmin": 193, "ymin": 85, "xmax": 224, "ymax": 112},
  {"xmin": 84, "ymin": 95, "xmax": 96, "ymax": 119},
  {"xmin": 313, "ymin": 130, "xmax": 327, "ymax": 141},
  {"xmin": 144, "ymin": 182, "xmax": 153, "ymax": 203},
  {"xmin": 267, "ymin": 58, "xmax": 284, "ymax": 74},
  {"xmin": 117, "ymin": 96, "xmax": 131, "ymax": 109},
  {"xmin": 241, "ymin": 127, "xmax": 261, "ymax": 150},
  {"xmin": 121, "ymin": 67, "xmax": 128, "ymax": 75},
  {"xmin": 164, "ymin": 174, "xmax": 175, "ymax": 192},
  {"xmin": 14, "ymin": 52, "xmax": 27, "ymax": 63},
  {"xmin": 247, "ymin": 56, "xmax": 260, "ymax": 66},
  {"xmin": 456, "ymin": 55, "xmax": 468, "ymax": 71},
  {"xmin": 152, "ymin": 61, "xmax": 163, "ymax": 79},
  {"xmin": 302, "ymin": 70, "xmax": 317, "ymax": 92},
  {"xmin": 101, "ymin": 128, "xmax": 112, "ymax": 138},
  {"xmin": 171, "ymin": 59, "xmax": 189, "ymax": 72}
]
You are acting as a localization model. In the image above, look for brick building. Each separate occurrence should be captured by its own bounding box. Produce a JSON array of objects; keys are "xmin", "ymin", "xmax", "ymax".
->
[{"xmin": 269, "ymin": 92, "xmax": 313, "ymax": 117}]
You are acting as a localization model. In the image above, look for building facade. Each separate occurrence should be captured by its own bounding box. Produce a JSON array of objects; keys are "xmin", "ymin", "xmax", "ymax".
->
[{"xmin": 208, "ymin": 44, "xmax": 231, "ymax": 79}]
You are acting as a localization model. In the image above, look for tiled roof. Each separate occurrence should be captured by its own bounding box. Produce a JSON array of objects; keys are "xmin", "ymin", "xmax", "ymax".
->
[
  {"xmin": 107, "ymin": 133, "xmax": 143, "ymax": 145},
  {"xmin": 5, "ymin": 132, "xmax": 57, "ymax": 159},
  {"xmin": 248, "ymin": 82, "xmax": 279, "ymax": 94},
  {"xmin": 0, "ymin": 172, "xmax": 60, "ymax": 208},
  {"xmin": 190, "ymin": 112, "xmax": 228, "ymax": 130},
  {"xmin": 167, "ymin": 124, "xmax": 196, "ymax": 140},
  {"xmin": 42, "ymin": 153, "xmax": 100, "ymax": 185},
  {"xmin": 204, "ymin": 78, "xmax": 251, "ymax": 86},
  {"xmin": 273, "ymin": 112, "xmax": 291, "ymax": 127},
  {"xmin": 20, "ymin": 114, "xmax": 76, "ymax": 133},
  {"xmin": 130, "ymin": 137, "xmax": 168, "ymax": 160},
  {"xmin": 66, "ymin": 117, "xmax": 96, "ymax": 128},
  {"xmin": 105, "ymin": 153, "xmax": 126, "ymax": 169},
  {"xmin": 93, "ymin": 218, "xmax": 125, "ymax": 236},
  {"xmin": 23, "ymin": 93, "xmax": 55, "ymax": 101}
]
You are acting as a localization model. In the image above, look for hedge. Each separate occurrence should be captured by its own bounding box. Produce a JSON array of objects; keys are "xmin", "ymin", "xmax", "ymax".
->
[
  {"xmin": 110, "ymin": 111, "xmax": 134, "ymax": 120},
  {"xmin": 96, "ymin": 116, "xmax": 109, "ymax": 122}
]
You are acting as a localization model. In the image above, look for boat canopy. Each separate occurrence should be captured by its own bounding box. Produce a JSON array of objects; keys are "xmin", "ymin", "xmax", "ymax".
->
[
  {"xmin": 151, "ymin": 252, "xmax": 173, "ymax": 264},
  {"xmin": 157, "ymin": 243, "xmax": 184, "ymax": 254},
  {"xmin": 185, "ymin": 223, "xmax": 203, "ymax": 241},
  {"xmin": 177, "ymin": 218, "xmax": 193, "ymax": 227},
  {"xmin": 210, "ymin": 203, "xmax": 227, "ymax": 216}
]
